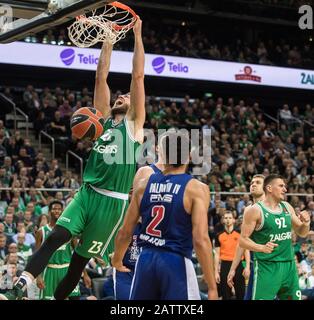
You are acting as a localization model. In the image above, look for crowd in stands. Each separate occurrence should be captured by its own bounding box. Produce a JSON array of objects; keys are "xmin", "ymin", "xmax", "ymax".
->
[
  {"xmin": 22, "ymin": 14, "xmax": 314, "ymax": 69},
  {"xmin": 0, "ymin": 84, "xmax": 313, "ymax": 299}
]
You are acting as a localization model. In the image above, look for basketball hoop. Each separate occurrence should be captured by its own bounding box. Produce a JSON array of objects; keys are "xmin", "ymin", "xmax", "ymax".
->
[{"xmin": 68, "ymin": 1, "xmax": 137, "ymax": 48}]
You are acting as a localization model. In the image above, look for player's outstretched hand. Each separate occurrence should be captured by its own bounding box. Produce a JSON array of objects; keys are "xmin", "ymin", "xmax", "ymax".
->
[
  {"xmin": 133, "ymin": 16, "xmax": 142, "ymax": 36},
  {"xmin": 261, "ymin": 241, "xmax": 278, "ymax": 254},
  {"xmin": 110, "ymin": 253, "xmax": 131, "ymax": 273},
  {"xmin": 298, "ymin": 210, "xmax": 311, "ymax": 225}
]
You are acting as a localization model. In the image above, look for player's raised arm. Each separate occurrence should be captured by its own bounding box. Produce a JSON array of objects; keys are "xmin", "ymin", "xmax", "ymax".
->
[
  {"xmin": 239, "ymin": 205, "xmax": 278, "ymax": 253},
  {"xmin": 93, "ymin": 41, "xmax": 113, "ymax": 119},
  {"xmin": 284, "ymin": 202, "xmax": 310, "ymax": 238},
  {"xmin": 190, "ymin": 181, "xmax": 218, "ymax": 300},
  {"xmin": 127, "ymin": 17, "xmax": 145, "ymax": 130}
]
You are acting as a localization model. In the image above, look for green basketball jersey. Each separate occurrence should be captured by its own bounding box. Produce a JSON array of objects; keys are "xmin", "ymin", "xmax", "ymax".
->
[
  {"xmin": 83, "ymin": 117, "xmax": 140, "ymax": 194},
  {"xmin": 41, "ymin": 225, "xmax": 72, "ymax": 265},
  {"xmin": 251, "ymin": 201, "xmax": 294, "ymax": 262}
]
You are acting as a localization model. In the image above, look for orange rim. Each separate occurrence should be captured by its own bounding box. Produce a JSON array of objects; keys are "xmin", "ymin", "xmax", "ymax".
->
[
  {"xmin": 109, "ymin": 1, "xmax": 137, "ymax": 31},
  {"xmin": 75, "ymin": 1, "xmax": 137, "ymax": 31},
  {"xmin": 110, "ymin": 1, "xmax": 137, "ymax": 19}
]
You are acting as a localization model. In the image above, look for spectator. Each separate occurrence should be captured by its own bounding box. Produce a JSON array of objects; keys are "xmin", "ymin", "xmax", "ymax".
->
[
  {"xmin": 17, "ymin": 147, "xmax": 33, "ymax": 168},
  {"xmin": 16, "ymin": 233, "xmax": 32, "ymax": 263},
  {"xmin": 25, "ymin": 187, "xmax": 47, "ymax": 209},
  {"xmin": 0, "ymin": 234, "xmax": 8, "ymax": 265},
  {"xmin": 12, "ymin": 223, "xmax": 35, "ymax": 248},
  {"xmin": 25, "ymin": 201, "xmax": 42, "ymax": 218},
  {"xmin": 23, "ymin": 210, "xmax": 36, "ymax": 234},
  {"xmin": 36, "ymin": 214, "xmax": 49, "ymax": 230},
  {"xmin": 58, "ymin": 100, "xmax": 73, "ymax": 119},
  {"xmin": 300, "ymin": 250, "xmax": 314, "ymax": 275},
  {"xmin": 279, "ymin": 104, "xmax": 293, "ymax": 123},
  {"xmin": 2, "ymin": 252, "xmax": 24, "ymax": 274},
  {"xmin": 48, "ymin": 111, "xmax": 70, "ymax": 155},
  {"xmin": 0, "ymin": 262, "xmax": 19, "ymax": 291},
  {"xmin": 3, "ymin": 213, "xmax": 16, "ymax": 242}
]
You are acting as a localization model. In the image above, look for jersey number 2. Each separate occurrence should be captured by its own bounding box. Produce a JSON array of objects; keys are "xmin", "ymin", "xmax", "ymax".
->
[{"xmin": 146, "ymin": 205, "xmax": 165, "ymax": 237}]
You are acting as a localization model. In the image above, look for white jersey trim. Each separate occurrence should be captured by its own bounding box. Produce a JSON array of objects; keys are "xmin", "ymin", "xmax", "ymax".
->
[
  {"xmin": 255, "ymin": 204, "xmax": 265, "ymax": 231},
  {"xmin": 47, "ymin": 263, "xmax": 70, "ymax": 269},
  {"xmin": 129, "ymin": 253, "xmax": 140, "ymax": 299},
  {"xmin": 184, "ymin": 257, "xmax": 201, "ymax": 300},
  {"xmin": 124, "ymin": 117, "xmax": 137, "ymax": 143},
  {"xmin": 113, "ymin": 267, "xmax": 117, "ymax": 299},
  {"xmin": 90, "ymin": 185, "xmax": 129, "ymax": 201}
]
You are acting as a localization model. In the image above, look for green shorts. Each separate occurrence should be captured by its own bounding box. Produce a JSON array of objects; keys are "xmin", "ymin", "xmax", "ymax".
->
[
  {"xmin": 56, "ymin": 184, "xmax": 128, "ymax": 264},
  {"xmin": 252, "ymin": 260, "xmax": 301, "ymax": 300},
  {"xmin": 40, "ymin": 266, "xmax": 80, "ymax": 300}
]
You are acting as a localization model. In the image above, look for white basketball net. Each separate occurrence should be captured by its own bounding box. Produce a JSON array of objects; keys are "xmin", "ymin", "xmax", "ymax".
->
[{"xmin": 68, "ymin": 2, "xmax": 137, "ymax": 48}]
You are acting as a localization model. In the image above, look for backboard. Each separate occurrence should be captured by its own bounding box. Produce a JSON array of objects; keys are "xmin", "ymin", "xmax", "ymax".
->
[{"xmin": 0, "ymin": 0, "xmax": 110, "ymax": 43}]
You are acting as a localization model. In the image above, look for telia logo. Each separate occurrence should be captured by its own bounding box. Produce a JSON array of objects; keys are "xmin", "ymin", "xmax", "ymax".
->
[
  {"xmin": 60, "ymin": 48, "xmax": 75, "ymax": 66},
  {"xmin": 152, "ymin": 56, "xmax": 189, "ymax": 74},
  {"xmin": 60, "ymin": 48, "xmax": 99, "ymax": 66},
  {"xmin": 152, "ymin": 57, "xmax": 166, "ymax": 74}
]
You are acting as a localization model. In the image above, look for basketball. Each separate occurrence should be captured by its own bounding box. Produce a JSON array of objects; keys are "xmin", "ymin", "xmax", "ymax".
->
[{"xmin": 70, "ymin": 107, "xmax": 104, "ymax": 140}]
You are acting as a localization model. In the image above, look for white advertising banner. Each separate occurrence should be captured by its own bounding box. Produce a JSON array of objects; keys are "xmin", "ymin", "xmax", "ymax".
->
[{"xmin": 0, "ymin": 42, "xmax": 314, "ymax": 90}]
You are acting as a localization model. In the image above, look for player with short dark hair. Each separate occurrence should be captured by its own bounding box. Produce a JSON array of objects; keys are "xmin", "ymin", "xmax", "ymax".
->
[
  {"xmin": 112, "ymin": 131, "xmax": 218, "ymax": 300},
  {"xmin": 112, "ymin": 131, "xmax": 167, "ymax": 300},
  {"xmin": 227, "ymin": 174, "xmax": 265, "ymax": 299},
  {"xmin": 240, "ymin": 174, "xmax": 310, "ymax": 300},
  {"xmin": 35, "ymin": 201, "xmax": 80, "ymax": 300}
]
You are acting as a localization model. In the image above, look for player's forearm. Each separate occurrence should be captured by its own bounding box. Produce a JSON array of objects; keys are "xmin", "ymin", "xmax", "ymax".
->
[
  {"xmin": 129, "ymin": 35, "xmax": 145, "ymax": 124},
  {"xmin": 239, "ymin": 236, "xmax": 264, "ymax": 253},
  {"xmin": 96, "ymin": 42, "xmax": 113, "ymax": 80},
  {"xmin": 94, "ymin": 43, "xmax": 112, "ymax": 116},
  {"xmin": 294, "ymin": 223, "xmax": 310, "ymax": 238},
  {"xmin": 214, "ymin": 251, "xmax": 220, "ymax": 274},
  {"xmin": 113, "ymin": 229, "xmax": 132, "ymax": 262},
  {"xmin": 230, "ymin": 244, "xmax": 245, "ymax": 271},
  {"xmin": 132, "ymin": 35, "xmax": 145, "ymax": 79},
  {"xmin": 194, "ymin": 239, "xmax": 217, "ymax": 290},
  {"xmin": 244, "ymin": 249, "xmax": 250, "ymax": 266}
]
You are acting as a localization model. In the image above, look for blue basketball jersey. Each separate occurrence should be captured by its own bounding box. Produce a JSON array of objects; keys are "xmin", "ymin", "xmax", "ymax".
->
[
  {"xmin": 139, "ymin": 172, "xmax": 193, "ymax": 259},
  {"xmin": 150, "ymin": 163, "xmax": 162, "ymax": 174}
]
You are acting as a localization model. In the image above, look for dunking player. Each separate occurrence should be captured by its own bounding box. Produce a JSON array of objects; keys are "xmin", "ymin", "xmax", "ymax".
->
[
  {"xmin": 240, "ymin": 174, "xmax": 310, "ymax": 300},
  {"xmin": 112, "ymin": 131, "xmax": 218, "ymax": 300},
  {"xmin": 0, "ymin": 18, "xmax": 145, "ymax": 300},
  {"xmin": 35, "ymin": 201, "xmax": 80, "ymax": 300},
  {"xmin": 227, "ymin": 174, "xmax": 265, "ymax": 300}
]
